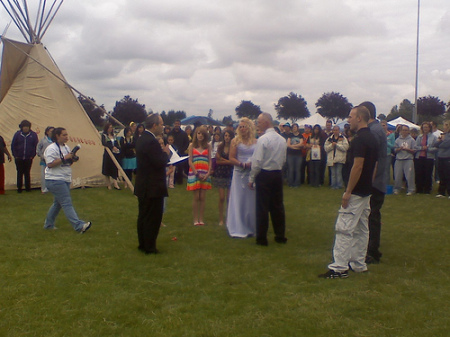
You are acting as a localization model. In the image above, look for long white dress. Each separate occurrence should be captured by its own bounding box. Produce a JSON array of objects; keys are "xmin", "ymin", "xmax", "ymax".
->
[{"xmin": 226, "ymin": 142, "xmax": 256, "ymax": 238}]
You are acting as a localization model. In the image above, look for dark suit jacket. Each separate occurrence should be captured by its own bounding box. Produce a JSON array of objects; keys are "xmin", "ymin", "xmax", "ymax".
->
[{"xmin": 134, "ymin": 130, "xmax": 169, "ymax": 199}]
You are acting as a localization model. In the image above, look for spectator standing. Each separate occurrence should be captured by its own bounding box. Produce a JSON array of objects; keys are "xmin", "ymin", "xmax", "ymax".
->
[
  {"xmin": 286, "ymin": 123, "xmax": 304, "ymax": 188},
  {"xmin": 36, "ymin": 126, "xmax": 54, "ymax": 193},
  {"xmin": 414, "ymin": 122, "xmax": 437, "ymax": 194},
  {"xmin": 0, "ymin": 134, "xmax": 12, "ymax": 194},
  {"xmin": 319, "ymin": 106, "xmax": 378, "ymax": 279},
  {"xmin": 301, "ymin": 124, "xmax": 312, "ymax": 184},
  {"xmin": 101, "ymin": 122, "xmax": 121, "ymax": 190},
  {"xmin": 394, "ymin": 125, "xmax": 416, "ymax": 195},
  {"xmin": 169, "ymin": 120, "xmax": 190, "ymax": 185},
  {"xmin": 11, "ymin": 120, "xmax": 39, "ymax": 193},
  {"xmin": 307, "ymin": 124, "xmax": 325, "ymax": 187},
  {"xmin": 119, "ymin": 126, "xmax": 137, "ymax": 187},
  {"xmin": 324, "ymin": 126, "xmax": 348, "ymax": 189},
  {"xmin": 435, "ymin": 120, "xmax": 450, "ymax": 198}
]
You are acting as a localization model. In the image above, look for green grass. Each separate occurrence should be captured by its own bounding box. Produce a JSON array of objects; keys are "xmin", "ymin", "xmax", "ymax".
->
[{"xmin": 0, "ymin": 184, "xmax": 449, "ymax": 337}]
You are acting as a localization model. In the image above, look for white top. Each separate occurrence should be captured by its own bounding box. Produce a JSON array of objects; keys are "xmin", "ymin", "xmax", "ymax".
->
[
  {"xmin": 249, "ymin": 128, "xmax": 287, "ymax": 183},
  {"xmin": 44, "ymin": 142, "xmax": 72, "ymax": 182}
]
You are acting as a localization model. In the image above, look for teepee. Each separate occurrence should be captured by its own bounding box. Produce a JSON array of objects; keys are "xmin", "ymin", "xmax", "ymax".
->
[{"xmin": 0, "ymin": 0, "xmax": 104, "ymax": 190}]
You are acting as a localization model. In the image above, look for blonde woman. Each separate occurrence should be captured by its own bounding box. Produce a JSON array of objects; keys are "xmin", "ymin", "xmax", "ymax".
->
[{"xmin": 226, "ymin": 118, "xmax": 257, "ymax": 238}]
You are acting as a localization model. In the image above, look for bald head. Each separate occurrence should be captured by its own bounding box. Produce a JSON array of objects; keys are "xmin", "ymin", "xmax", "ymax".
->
[{"xmin": 257, "ymin": 112, "xmax": 273, "ymax": 133}]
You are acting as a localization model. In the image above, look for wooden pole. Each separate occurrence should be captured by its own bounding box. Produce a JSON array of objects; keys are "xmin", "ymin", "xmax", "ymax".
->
[{"xmin": 104, "ymin": 147, "xmax": 134, "ymax": 193}]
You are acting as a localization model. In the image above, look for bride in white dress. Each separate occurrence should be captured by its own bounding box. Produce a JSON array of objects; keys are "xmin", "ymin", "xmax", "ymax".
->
[{"xmin": 226, "ymin": 118, "xmax": 257, "ymax": 238}]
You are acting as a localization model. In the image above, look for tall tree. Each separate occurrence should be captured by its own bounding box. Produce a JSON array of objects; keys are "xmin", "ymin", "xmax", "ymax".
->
[
  {"xmin": 274, "ymin": 92, "xmax": 310, "ymax": 122},
  {"xmin": 161, "ymin": 110, "xmax": 187, "ymax": 125},
  {"xmin": 315, "ymin": 92, "xmax": 353, "ymax": 123},
  {"xmin": 78, "ymin": 95, "xmax": 105, "ymax": 127},
  {"xmin": 235, "ymin": 100, "xmax": 262, "ymax": 120},
  {"xmin": 387, "ymin": 99, "xmax": 414, "ymax": 121},
  {"xmin": 417, "ymin": 95, "xmax": 446, "ymax": 124},
  {"xmin": 222, "ymin": 115, "xmax": 234, "ymax": 125},
  {"xmin": 111, "ymin": 96, "xmax": 147, "ymax": 126}
]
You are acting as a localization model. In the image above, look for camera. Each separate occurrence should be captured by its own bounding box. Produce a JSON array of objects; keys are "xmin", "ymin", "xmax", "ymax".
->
[{"xmin": 64, "ymin": 144, "xmax": 81, "ymax": 165}]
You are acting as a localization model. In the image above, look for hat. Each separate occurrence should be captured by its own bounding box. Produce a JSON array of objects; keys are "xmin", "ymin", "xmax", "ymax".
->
[
  {"xmin": 304, "ymin": 124, "xmax": 312, "ymax": 129},
  {"xmin": 283, "ymin": 122, "xmax": 291, "ymax": 127}
]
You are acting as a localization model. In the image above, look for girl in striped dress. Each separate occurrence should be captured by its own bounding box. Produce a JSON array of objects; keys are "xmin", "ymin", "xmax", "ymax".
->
[{"xmin": 187, "ymin": 126, "xmax": 212, "ymax": 226}]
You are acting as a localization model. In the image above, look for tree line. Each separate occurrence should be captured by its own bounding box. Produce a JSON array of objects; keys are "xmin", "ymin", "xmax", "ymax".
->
[{"xmin": 80, "ymin": 92, "xmax": 450, "ymax": 128}]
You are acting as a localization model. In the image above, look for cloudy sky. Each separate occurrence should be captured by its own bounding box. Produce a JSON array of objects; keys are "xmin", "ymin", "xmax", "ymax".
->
[{"xmin": 1, "ymin": 0, "xmax": 449, "ymax": 120}]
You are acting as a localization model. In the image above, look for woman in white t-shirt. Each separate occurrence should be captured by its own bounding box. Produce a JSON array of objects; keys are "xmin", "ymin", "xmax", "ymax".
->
[{"xmin": 43, "ymin": 127, "xmax": 91, "ymax": 233}]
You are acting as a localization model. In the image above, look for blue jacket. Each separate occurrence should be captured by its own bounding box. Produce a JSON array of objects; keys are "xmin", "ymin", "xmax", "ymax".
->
[
  {"xmin": 436, "ymin": 132, "xmax": 450, "ymax": 158},
  {"xmin": 414, "ymin": 133, "xmax": 437, "ymax": 159},
  {"xmin": 11, "ymin": 130, "xmax": 39, "ymax": 160}
]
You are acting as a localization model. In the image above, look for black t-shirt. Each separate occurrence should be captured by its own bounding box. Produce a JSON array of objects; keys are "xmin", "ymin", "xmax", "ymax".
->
[
  {"xmin": 287, "ymin": 133, "xmax": 303, "ymax": 156},
  {"xmin": 348, "ymin": 127, "xmax": 379, "ymax": 197}
]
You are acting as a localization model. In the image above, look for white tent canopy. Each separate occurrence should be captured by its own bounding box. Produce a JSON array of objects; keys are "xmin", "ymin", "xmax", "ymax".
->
[
  {"xmin": 297, "ymin": 113, "xmax": 328, "ymax": 127},
  {"xmin": 388, "ymin": 117, "xmax": 420, "ymax": 130}
]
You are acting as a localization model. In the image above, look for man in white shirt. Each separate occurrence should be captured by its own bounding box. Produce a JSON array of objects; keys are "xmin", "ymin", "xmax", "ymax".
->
[{"xmin": 249, "ymin": 112, "xmax": 287, "ymax": 246}]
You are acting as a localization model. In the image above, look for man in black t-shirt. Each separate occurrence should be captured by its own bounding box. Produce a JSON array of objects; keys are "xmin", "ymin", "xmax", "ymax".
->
[{"xmin": 319, "ymin": 106, "xmax": 378, "ymax": 279}]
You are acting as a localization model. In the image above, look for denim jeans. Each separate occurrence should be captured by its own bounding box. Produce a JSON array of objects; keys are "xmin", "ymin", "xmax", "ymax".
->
[
  {"xmin": 287, "ymin": 154, "xmax": 303, "ymax": 187},
  {"xmin": 44, "ymin": 180, "xmax": 85, "ymax": 231},
  {"xmin": 330, "ymin": 163, "xmax": 343, "ymax": 189}
]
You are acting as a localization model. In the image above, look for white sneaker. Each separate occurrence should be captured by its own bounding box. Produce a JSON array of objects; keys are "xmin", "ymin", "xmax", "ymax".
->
[
  {"xmin": 393, "ymin": 191, "xmax": 399, "ymax": 195},
  {"xmin": 81, "ymin": 221, "xmax": 92, "ymax": 233},
  {"xmin": 406, "ymin": 192, "xmax": 414, "ymax": 196},
  {"xmin": 436, "ymin": 194, "xmax": 445, "ymax": 198}
]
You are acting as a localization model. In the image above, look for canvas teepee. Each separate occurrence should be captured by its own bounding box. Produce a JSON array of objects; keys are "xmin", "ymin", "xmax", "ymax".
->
[{"xmin": 0, "ymin": 0, "xmax": 104, "ymax": 190}]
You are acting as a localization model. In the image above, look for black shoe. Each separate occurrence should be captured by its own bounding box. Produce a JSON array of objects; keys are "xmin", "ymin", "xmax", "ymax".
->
[
  {"xmin": 365, "ymin": 255, "xmax": 380, "ymax": 264},
  {"xmin": 318, "ymin": 269, "xmax": 349, "ymax": 279},
  {"xmin": 145, "ymin": 249, "xmax": 159, "ymax": 255},
  {"xmin": 275, "ymin": 237, "xmax": 287, "ymax": 244},
  {"xmin": 256, "ymin": 239, "xmax": 268, "ymax": 246}
]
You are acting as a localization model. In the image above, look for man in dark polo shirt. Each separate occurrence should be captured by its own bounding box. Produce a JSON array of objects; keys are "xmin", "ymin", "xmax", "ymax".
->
[{"xmin": 319, "ymin": 105, "xmax": 379, "ymax": 279}]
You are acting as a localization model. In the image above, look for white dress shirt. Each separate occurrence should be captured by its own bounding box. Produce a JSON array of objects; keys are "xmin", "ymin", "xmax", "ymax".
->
[{"xmin": 249, "ymin": 128, "xmax": 287, "ymax": 183}]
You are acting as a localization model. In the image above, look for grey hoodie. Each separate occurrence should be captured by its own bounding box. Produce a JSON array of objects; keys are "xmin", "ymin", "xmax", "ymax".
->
[{"xmin": 394, "ymin": 135, "xmax": 415, "ymax": 160}]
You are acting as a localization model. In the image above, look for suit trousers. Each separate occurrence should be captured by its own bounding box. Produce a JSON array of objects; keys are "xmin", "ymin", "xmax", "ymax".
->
[
  {"xmin": 255, "ymin": 170, "xmax": 286, "ymax": 244},
  {"xmin": 367, "ymin": 188, "xmax": 385, "ymax": 260},
  {"xmin": 137, "ymin": 195, "xmax": 164, "ymax": 252}
]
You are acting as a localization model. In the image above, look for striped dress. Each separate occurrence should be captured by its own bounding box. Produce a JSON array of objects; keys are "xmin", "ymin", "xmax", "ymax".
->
[{"xmin": 187, "ymin": 148, "xmax": 212, "ymax": 191}]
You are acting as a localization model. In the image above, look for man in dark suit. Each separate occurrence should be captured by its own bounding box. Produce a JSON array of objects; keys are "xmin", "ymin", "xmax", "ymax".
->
[{"xmin": 135, "ymin": 114, "xmax": 169, "ymax": 254}]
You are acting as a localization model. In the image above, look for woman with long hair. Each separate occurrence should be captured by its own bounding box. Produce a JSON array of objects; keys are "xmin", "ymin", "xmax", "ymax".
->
[
  {"xmin": 187, "ymin": 126, "xmax": 212, "ymax": 226},
  {"xmin": 307, "ymin": 124, "xmax": 325, "ymax": 187},
  {"xmin": 119, "ymin": 126, "xmax": 137, "ymax": 187},
  {"xmin": 286, "ymin": 123, "xmax": 304, "ymax": 187},
  {"xmin": 102, "ymin": 122, "xmax": 121, "ymax": 190},
  {"xmin": 43, "ymin": 127, "xmax": 91, "ymax": 233},
  {"xmin": 413, "ymin": 122, "xmax": 437, "ymax": 194},
  {"xmin": 213, "ymin": 130, "xmax": 235, "ymax": 226},
  {"xmin": 324, "ymin": 126, "xmax": 348, "ymax": 189},
  {"xmin": 227, "ymin": 118, "xmax": 257, "ymax": 238}
]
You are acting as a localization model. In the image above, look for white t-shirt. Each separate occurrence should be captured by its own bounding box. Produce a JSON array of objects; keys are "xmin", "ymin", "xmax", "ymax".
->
[{"xmin": 44, "ymin": 143, "xmax": 72, "ymax": 182}]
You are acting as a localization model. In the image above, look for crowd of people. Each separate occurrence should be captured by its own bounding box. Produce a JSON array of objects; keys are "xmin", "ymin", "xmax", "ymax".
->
[{"xmin": 1, "ymin": 113, "xmax": 449, "ymax": 277}]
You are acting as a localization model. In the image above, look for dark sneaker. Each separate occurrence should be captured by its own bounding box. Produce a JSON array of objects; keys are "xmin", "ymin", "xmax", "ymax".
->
[
  {"xmin": 81, "ymin": 221, "xmax": 92, "ymax": 234},
  {"xmin": 365, "ymin": 255, "xmax": 380, "ymax": 264},
  {"xmin": 318, "ymin": 269, "xmax": 349, "ymax": 279}
]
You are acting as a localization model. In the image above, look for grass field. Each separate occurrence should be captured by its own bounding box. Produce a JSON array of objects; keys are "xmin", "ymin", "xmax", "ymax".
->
[{"xmin": 0, "ymin": 183, "xmax": 449, "ymax": 337}]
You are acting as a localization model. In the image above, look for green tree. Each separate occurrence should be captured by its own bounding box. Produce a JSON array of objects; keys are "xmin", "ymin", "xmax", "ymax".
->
[
  {"xmin": 315, "ymin": 92, "xmax": 352, "ymax": 123},
  {"xmin": 387, "ymin": 99, "xmax": 414, "ymax": 121},
  {"xmin": 274, "ymin": 92, "xmax": 310, "ymax": 122},
  {"xmin": 222, "ymin": 115, "xmax": 234, "ymax": 126},
  {"xmin": 111, "ymin": 96, "xmax": 147, "ymax": 126},
  {"xmin": 417, "ymin": 95, "xmax": 446, "ymax": 124},
  {"xmin": 161, "ymin": 110, "xmax": 187, "ymax": 125},
  {"xmin": 235, "ymin": 100, "xmax": 262, "ymax": 120},
  {"xmin": 78, "ymin": 95, "xmax": 105, "ymax": 127}
]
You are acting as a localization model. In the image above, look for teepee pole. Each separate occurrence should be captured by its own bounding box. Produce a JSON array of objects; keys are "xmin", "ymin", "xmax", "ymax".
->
[
  {"xmin": 0, "ymin": 0, "xmax": 30, "ymax": 42},
  {"xmin": 38, "ymin": 0, "xmax": 64, "ymax": 41}
]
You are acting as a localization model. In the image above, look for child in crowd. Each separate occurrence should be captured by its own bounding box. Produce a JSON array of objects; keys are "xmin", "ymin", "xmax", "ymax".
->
[{"xmin": 187, "ymin": 126, "xmax": 212, "ymax": 226}]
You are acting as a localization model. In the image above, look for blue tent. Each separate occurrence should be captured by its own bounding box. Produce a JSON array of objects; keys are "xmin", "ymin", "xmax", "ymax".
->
[{"xmin": 180, "ymin": 115, "xmax": 224, "ymax": 126}]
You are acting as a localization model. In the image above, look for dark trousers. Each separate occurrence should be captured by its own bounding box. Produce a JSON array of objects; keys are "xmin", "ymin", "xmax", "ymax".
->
[
  {"xmin": 309, "ymin": 160, "xmax": 321, "ymax": 187},
  {"xmin": 300, "ymin": 159, "xmax": 310, "ymax": 184},
  {"xmin": 137, "ymin": 195, "xmax": 164, "ymax": 252},
  {"xmin": 437, "ymin": 157, "xmax": 450, "ymax": 196},
  {"xmin": 15, "ymin": 158, "xmax": 33, "ymax": 191},
  {"xmin": 255, "ymin": 170, "xmax": 286, "ymax": 244},
  {"xmin": 367, "ymin": 188, "xmax": 385, "ymax": 260},
  {"xmin": 414, "ymin": 157, "xmax": 434, "ymax": 193},
  {"xmin": 0, "ymin": 164, "xmax": 4, "ymax": 194},
  {"xmin": 175, "ymin": 162, "xmax": 185, "ymax": 185}
]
